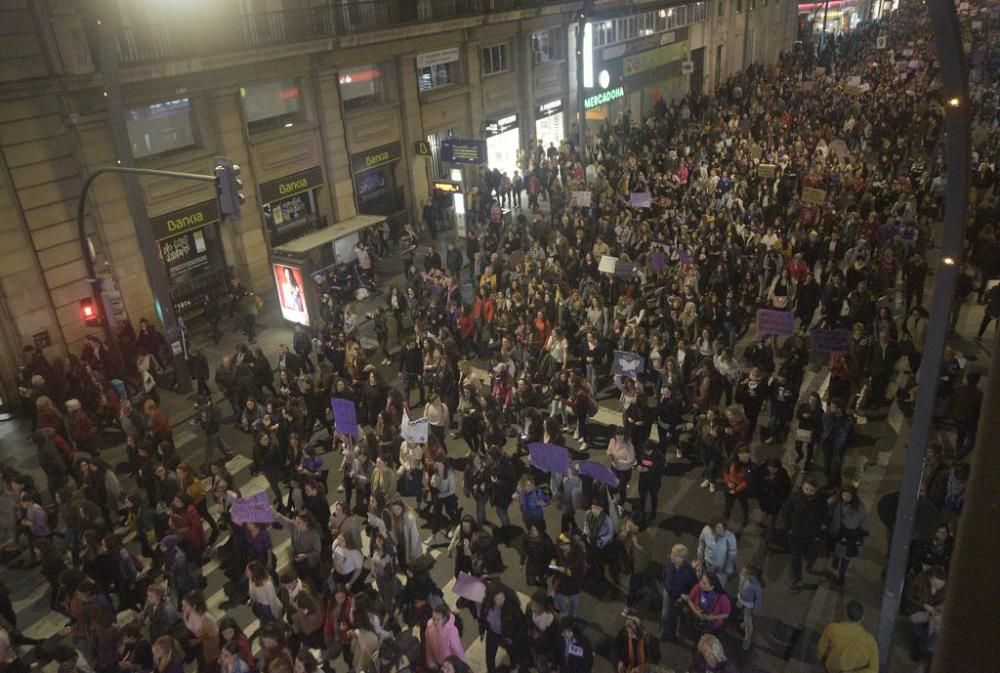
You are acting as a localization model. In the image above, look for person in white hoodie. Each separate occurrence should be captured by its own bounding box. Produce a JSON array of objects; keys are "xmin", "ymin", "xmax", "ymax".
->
[{"xmin": 697, "ymin": 519, "xmax": 738, "ymax": 588}]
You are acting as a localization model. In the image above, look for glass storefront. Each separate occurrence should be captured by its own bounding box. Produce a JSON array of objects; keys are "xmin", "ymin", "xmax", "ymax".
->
[
  {"xmin": 484, "ymin": 114, "xmax": 520, "ymax": 179},
  {"xmin": 534, "ymin": 99, "xmax": 564, "ymax": 153}
]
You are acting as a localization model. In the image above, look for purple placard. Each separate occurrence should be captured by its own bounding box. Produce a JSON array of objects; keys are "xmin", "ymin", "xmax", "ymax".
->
[
  {"xmin": 809, "ymin": 328, "xmax": 853, "ymax": 353},
  {"xmin": 650, "ymin": 250, "xmax": 666, "ymax": 273},
  {"xmin": 756, "ymin": 308, "xmax": 795, "ymax": 336},
  {"xmin": 678, "ymin": 248, "xmax": 692, "ymax": 266},
  {"xmin": 453, "ymin": 572, "xmax": 487, "ymax": 602},
  {"xmin": 331, "ymin": 397, "xmax": 359, "ymax": 438},
  {"xmin": 231, "ymin": 491, "xmax": 275, "ymax": 524},
  {"xmin": 528, "ymin": 442, "xmax": 570, "ymax": 475},
  {"xmin": 630, "ymin": 192, "xmax": 652, "ymax": 208},
  {"xmin": 577, "ymin": 460, "xmax": 619, "ymax": 487}
]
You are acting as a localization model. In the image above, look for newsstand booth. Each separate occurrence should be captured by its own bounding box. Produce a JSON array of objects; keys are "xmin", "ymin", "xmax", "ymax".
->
[{"xmin": 269, "ymin": 213, "xmax": 386, "ymax": 327}]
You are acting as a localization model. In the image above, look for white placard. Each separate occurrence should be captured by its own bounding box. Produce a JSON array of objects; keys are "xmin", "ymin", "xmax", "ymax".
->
[
  {"xmin": 571, "ymin": 191, "xmax": 592, "ymax": 207},
  {"xmin": 401, "ymin": 412, "xmax": 429, "ymax": 444},
  {"xmin": 598, "ymin": 255, "xmax": 618, "ymax": 274}
]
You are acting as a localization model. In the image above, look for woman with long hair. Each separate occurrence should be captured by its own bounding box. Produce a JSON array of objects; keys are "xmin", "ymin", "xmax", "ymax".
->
[
  {"xmin": 152, "ymin": 636, "xmax": 185, "ymax": 673},
  {"xmin": 478, "ymin": 583, "xmax": 530, "ymax": 673},
  {"xmin": 828, "ymin": 484, "xmax": 870, "ymax": 589},
  {"xmin": 246, "ymin": 561, "xmax": 283, "ymax": 625},
  {"xmin": 181, "ymin": 589, "xmax": 220, "ymax": 673}
]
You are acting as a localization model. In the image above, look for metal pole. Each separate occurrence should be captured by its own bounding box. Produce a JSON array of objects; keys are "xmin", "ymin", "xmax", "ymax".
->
[
  {"xmin": 576, "ymin": 1, "xmax": 591, "ymax": 160},
  {"xmin": 931, "ymin": 333, "xmax": 1000, "ymax": 670},
  {"xmin": 93, "ymin": 2, "xmax": 210, "ymax": 394},
  {"xmin": 819, "ymin": 0, "xmax": 831, "ymax": 56},
  {"xmin": 875, "ymin": 0, "xmax": 970, "ymax": 669}
]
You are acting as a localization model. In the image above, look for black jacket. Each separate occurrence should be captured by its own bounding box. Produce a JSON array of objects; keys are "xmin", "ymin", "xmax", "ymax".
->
[{"xmin": 782, "ymin": 491, "xmax": 829, "ymax": 541}]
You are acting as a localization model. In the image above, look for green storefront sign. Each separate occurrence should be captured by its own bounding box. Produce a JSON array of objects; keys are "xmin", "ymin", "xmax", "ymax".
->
[
  {"xmin": 623, "ymin": 41, "xmax": 689, "ymax": 77},
  {"xmin": 585, "ymin": 86, "xmax": 626, "ymax": 110}
]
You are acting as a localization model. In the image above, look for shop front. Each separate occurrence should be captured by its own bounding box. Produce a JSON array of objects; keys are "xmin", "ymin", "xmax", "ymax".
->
[
  {"xmin": 152, "ymin": 200, "xmax": 230, "ymax": 322},
  {"xmin": 350, "ymin": 141, "xmax": 405, "ymax": 229},
  {"xmin": 534, "ymin": 99, "xmax": 564, "ymax": 152},
  {"xmin": 259, "ymin": 166, "xmax": 327, "ymax": 248},
  {"xmin": 584, "ymin": 84, "xmax": 626, "ymax": 122},
  {"xmin": 484, "ymin": 113, "xmax": 520, "ymax": 178}
]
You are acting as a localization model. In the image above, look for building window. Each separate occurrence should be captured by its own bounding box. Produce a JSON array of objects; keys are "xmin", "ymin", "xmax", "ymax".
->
[
  {"xmin": 126, "ymin": 98, "xmax": 196, "ymax": 159},
  {"xmin": 719, "ymin": 0, "xmax": 725, "ymax": 17},
  {"xmin": 340, "ymin": 64, "xmax": 387, "ymax": 110},
  {"xmin": 737, "ymin": 0, "xmax": 743, "ymax": 12},
  {"xmin": 481, "ymin": 43, "xmax": 510, "ymax": 76},
  {"xmin": 417, "ymin": 62, "xmax": 456, "ymax": 91},
  {"xmin": 675, "ymin": 5, "xmax": 688, "ymax": 25},
  {"xmin": 531, "ymin": 30, "xmax": 558, "ymax": 64},
  {"xmin": 241, "ymin": 79, "xmax": 303, "ymax": 134}
]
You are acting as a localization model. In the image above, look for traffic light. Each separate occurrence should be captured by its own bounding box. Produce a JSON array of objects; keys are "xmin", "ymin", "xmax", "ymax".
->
[
  {"xmin": 213, "ymin": 156, "xmax": 246, "ymax": 221},
  {"xmin": 80, "ymin": 297, "xmax": 102, "ymax": 327}
]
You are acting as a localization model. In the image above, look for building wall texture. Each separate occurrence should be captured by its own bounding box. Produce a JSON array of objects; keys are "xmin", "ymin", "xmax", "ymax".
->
[{"xmin": 0, "ymin": 0, "xmax": 796, "ymax": 405}]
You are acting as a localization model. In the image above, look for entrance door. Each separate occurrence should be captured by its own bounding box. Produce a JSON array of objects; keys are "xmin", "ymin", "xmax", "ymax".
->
[{"xmin": 690, "ymin": 47, "xmax": 705, "ymax": 96}]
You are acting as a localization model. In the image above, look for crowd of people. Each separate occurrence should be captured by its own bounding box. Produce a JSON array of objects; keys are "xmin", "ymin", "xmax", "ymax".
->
[{"xmin": 2, "ymin": 3, "xmax": 998, "ymax": 673}]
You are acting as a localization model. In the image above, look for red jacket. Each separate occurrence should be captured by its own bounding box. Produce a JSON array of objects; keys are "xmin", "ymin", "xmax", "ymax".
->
[
  {"xmin": 323, "ymin": 594, "xmax": 354, "ymax": 644},
  {"xmin": 723, "ymin": 461, "xmax": 751, "ymax": 494},
  {"xmin": 174, "ymin": 504, "xmax": 204, "ymax": 555},
  {"xmin": 458, "ymin": 311, "xmax": 477, "ymax": 338}
]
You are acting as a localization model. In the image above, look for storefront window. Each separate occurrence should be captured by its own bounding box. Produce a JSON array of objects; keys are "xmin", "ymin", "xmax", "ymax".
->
[
  {"xmin": 241, "ymin": 79, "xmax": 304, "ymax": 134},
  {"xmin": 481, "ymin": 43, "xmax": 510, "ymax": 76},
  {"xmin": 126, "ymin": 98, "xmax": 197, "ymax": 159},
  {"xmin": 418, "ymin": 62, "xmax": 456, "ymax": 91},
  {"xmin": 340, "ymin": 64, "xmax": 387, "ymax": 110}
]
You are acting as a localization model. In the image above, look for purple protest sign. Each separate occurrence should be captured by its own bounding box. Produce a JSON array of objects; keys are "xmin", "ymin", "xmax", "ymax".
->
[
  {"xmin": 331, "ymin": 397, "xmax": 359, "ymax": 438},
  {"xmin": 577, "ymin": 460, "xmax": 619, "ymax": 487},
  {"xmin": 650, "ymin": 250, "xmax": 666, "ymax": 273},
  {"xmin": 528, "ymin": 443, "xmax": 570, "ymax": 475},
  {"xmin": 613, "ymin": 351, "xmax": 645, "ymax": 377},
  {"xmin": 630, "ymin": 192, "xmax": 652, "ymax": 208},
  {"xmin": 453, "ymin": 572, "xmax": 487, "ymax": 602},
  {"xmin": 809, "ymin": 328, "xmax": 853, "ymax": 353},
  {"xmin": 231, "ymin": 491, "xmax": 275, "ymax": 524},
  {"xmin": 756, "ymin": 308, "xmax": 795, "ymax": 336},
  {"xmin": 678, "ymin": 248, "xmax": 691, "ymax": 266}
]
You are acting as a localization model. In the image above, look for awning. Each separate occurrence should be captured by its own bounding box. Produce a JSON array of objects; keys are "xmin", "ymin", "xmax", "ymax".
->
[{"xmin": 271, "ymin": 214, "xmax": 385, "ymax": 255}]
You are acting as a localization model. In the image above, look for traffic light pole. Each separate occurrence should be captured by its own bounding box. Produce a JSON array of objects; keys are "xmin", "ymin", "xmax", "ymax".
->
[{"xmin": 76, "ymin": 166, "xmax": 216, "ymax": 394}]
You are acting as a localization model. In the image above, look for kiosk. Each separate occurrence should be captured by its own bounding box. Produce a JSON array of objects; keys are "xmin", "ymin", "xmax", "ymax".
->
[{"xmin": 269, "ymin": 213, "xmax": 386, "ymax": 326}]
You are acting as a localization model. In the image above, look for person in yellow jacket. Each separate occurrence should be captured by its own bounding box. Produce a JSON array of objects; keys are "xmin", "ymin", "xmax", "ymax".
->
[{"xmin": 817, "ymin": 600, "xmax": 879, "ymax": 673}]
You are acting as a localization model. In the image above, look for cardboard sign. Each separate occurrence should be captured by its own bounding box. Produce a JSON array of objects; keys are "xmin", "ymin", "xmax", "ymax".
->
[
  {"xmin": 598, "ymin": 255, "xmax": 618, "ymax": 274},
  {"xmin": 331, "ymin": 398, "xmax": 359, "ymax": 438},
  {"xmin": 453, "ymin": 572, "xmax": 487, "ymax": 602},
  {"xmin": 813, "ymin": 66, "xmax": 827, "ymax": 78},
  {"xmin": 847, "ymin": 75, "xmax": 862, "ymax": 86},
  {"xmin": 877, "ymin": 35, "xmax": 888, "ymax": 49},
  {"xmin": 756, "ymin": 308, "xmax": 795, "ymax": 336},
  {"xmin": 571, "ymin": 191, "xmax": 592, "ymax": 207},
  {"xmin": 401, "ymin": 412, "xmax": 429, "ymax": 444},
  {"xmin": 613, "ymin": 351, "xmax": 645, "ymax": 377},
  {"xmin": 528, "ymin": 443, "xmax": 570, "ymax": 475},
  {"xmin": 614, "ymin": 260, "xmax": 638, "ymax": 279},
  {"xmin": 809, "ymin": 328, "xmax": 853, "ymax": 353},
  {"xmin": 802, "ymin": 187, "xmax": 827, "ymax": 205},
  {"xmin": 758, "ymin": 164, "xmax": 777, "ymax": 178},
  {"xmin": 231, "ymin": 491, "xmax": 275, "ymax": 524},
  {"xmin": 630, "ymin": 192, "xmax": 652, "ymax": 208}
]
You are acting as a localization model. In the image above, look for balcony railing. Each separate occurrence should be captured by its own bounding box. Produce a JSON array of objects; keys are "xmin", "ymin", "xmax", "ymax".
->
[
  {"xmin": 114, "ymin": 0, "xmax": 574, "ymax": 65},
  {"xmin": 117, "ymin": 7, "xmax": 337, "ymax": 65}
]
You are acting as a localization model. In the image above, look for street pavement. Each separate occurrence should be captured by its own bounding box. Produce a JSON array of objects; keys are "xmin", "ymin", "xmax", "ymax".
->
[{"xmin": 0, "ymin": 208, "xmax": 990, "ymax": 673}]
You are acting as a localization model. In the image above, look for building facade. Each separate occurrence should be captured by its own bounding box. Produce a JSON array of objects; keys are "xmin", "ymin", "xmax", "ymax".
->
[{"xmin": 0, "ymin": 0, "xmax": 796, "ymax": 406}]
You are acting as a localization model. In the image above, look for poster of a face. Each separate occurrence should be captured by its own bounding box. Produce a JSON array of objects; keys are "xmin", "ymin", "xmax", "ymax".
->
[{"xmin": 272, "ymin": 263, "xmax": 310, "ymax": 326}]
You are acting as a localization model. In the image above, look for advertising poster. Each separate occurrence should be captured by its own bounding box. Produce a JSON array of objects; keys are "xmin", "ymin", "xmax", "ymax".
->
[{"xmin": 272, "ymin": 263, "xmax": 310, "ymax": 326}]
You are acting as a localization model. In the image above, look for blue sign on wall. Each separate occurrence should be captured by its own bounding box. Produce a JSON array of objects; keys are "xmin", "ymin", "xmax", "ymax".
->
[{"xmin": 442, "ymin": 139, "xmax": 486, "ymax": 164}]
